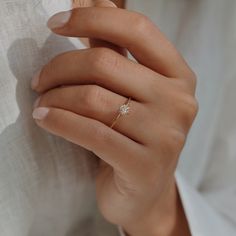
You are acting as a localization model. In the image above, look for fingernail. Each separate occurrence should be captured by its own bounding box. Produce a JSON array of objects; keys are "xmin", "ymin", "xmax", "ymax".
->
[
  {"xmin": 31, "ymin": 70, "xmax": 41, "ymax": 90},
  {"xmin": 94, "ymin": 0, "xmax": 117, "ymax": 8},
  {"xmin": 47, "ymin": 11, "xmax": 71, "ymax": 29},
  {"xmin": 32, "ymin": 107, "xmax": 49, "ymax": 120},
  {"xmin": 33, "ymin": 96, "xmax": 41, "ymax": 109}
]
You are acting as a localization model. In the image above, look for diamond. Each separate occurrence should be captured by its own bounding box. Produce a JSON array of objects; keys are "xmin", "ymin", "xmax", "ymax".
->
[{"xmin": 119, "ymin": 104, "xmax": 130, "ymax": 115}]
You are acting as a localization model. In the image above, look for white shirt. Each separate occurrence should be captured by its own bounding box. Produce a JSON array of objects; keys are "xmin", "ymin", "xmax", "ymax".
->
[{"xmin": 0, "ymin": 0, "xmax": 235, "ymax": 235}]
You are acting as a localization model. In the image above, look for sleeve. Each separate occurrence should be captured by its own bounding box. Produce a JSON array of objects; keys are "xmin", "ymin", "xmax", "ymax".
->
[
  {"xmin": 175, "ymin": 171, "xmax": 235, "ymax": 236},
  {"xmin": 117, "ymin": 171, "xmax": 236, "ymax": 236}
]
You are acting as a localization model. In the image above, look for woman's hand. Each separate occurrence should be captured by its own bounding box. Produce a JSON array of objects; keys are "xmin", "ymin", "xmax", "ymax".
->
[{"xmin": 31, "ymin": 3, "xmax": 198, "ymax": 236}]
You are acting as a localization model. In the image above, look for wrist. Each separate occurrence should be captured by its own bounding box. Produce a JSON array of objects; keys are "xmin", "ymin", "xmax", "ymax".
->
[{"xmin": 123, "ymin": 178, "xmax": 190, "ymax": 236}]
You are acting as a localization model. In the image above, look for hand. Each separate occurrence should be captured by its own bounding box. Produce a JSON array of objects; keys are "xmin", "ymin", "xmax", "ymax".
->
[{"xmin": 31, "ymin": 2, "xmax": 198, "ymax": 235}]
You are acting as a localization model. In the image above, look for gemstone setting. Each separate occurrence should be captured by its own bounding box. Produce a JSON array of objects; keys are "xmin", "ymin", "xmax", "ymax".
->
[{"xmin": 119, "ymin": 104, "xmax": 130, "ymax": 115}]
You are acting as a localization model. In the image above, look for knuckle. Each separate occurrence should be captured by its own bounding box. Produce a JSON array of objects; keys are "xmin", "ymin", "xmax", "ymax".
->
[
  {"xmin": 171, "ymin": 93, "xmax": 199, "ymax": 130},
  {"xmin": 89, "ymin": 48, "xmax": 119, "ymax": 76},
  {"xmin": 181, "ymin": 94, "xmax": 199, "ymax": 120},
  {"xmin": 130, "ymin": 12, "xmax": 152, "ymax": 34},
  {"xmin": 184, "ymin": 70, "xmax": 198, "ymax": 91},
  {"xmin": 82, "ymin": 85, "xmax": 103, "ymax": 109}
]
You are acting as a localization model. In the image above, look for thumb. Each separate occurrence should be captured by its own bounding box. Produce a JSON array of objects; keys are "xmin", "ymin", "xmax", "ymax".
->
[
  {"xmin": 72, "ymin": 0, "xmax": 126, "ymax": 56},
  {"xmin": 91, "ymin": 0, "xmax": 126, "ymax": 56}
]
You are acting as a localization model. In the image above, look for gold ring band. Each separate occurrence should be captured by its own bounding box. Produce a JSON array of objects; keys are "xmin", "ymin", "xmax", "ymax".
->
[{"xmin": 110, "ymin": 97, "xmax": 132, "ymax": 129}]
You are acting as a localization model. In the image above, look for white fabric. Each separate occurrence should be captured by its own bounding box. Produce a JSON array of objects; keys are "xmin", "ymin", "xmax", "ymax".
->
[{"xmin": 0, "ymin": 0, "xmax": 236, "ymax": 236}]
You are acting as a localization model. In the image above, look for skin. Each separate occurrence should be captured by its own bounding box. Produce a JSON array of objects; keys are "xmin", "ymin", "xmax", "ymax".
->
[
  {"xmin": 111, "ymin": 0, "xmax": 126, "ymax": 8},
  {"xmin": 32, "ymin": 0, "xmax": 198, "ymax": 235}
]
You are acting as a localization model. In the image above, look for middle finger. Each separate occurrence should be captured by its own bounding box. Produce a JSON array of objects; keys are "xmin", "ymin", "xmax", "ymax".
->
[{"xmin": 32, "ymin": 47, "xmax": 162, "ymax": 102}]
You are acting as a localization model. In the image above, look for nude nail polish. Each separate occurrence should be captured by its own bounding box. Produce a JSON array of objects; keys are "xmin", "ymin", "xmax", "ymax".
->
[
  {"xmin": 32, "ymin": 107, "xmax": 49, "ymax": 120},
  {"xmin": 47, "ymin": 11, "xmax": 72, "ymax": 29}
]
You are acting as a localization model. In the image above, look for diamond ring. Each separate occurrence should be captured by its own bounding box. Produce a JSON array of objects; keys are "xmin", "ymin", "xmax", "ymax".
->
[{"xmin": 110, "ymin": 97, "xmax": 132, "ymax": 129}]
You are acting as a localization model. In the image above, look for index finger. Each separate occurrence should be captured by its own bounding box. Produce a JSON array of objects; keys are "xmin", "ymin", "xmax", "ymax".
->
[{"xmin": 48, "ymin": 7, "xmax": 195, "ymax": 81}]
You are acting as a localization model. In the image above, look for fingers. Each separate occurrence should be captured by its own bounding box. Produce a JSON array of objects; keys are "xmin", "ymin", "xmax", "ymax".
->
[
  {"xmin": 32, "ymin": 106, "xmax": 146, "ymax": 173},
  {"xmin": 32, "ymin": 47, "xmax": 160, "ymax": 102},
  {"xmin": 47, "ymin": 7, "xmax": 195, "ymax": 80},
  {"xmin": 35, "ymin": 85, "xmax": 150, "ymax": 144}
]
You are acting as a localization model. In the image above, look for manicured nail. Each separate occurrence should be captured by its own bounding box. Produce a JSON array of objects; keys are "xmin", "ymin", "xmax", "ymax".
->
[
  {"xmin": 33, "ymin": 96, "xmax": 41, "ymax": 109},
  {"xmin": 31, "ymin": 70, "xmax": 41, "ymax": 89},
  {"xmin": 94, "ymin": 0, "xmax": 117, "ymax": 8},
  {"xmin": 47, "ymin": 11, "xmax": 71, "ymax": 29},
  {"xmin": 32, "ymin": 107, "xmax": 49, "ymax": 120}
]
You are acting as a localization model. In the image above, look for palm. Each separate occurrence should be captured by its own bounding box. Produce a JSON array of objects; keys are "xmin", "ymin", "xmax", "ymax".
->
[{"xmin": 95, "ymin": 160, "xmax": 131, "ymax": 224}]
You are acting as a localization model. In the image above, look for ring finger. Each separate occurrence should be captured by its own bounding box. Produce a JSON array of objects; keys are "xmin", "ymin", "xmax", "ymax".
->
[{"xmin": 35, "ymin": 84, "xmax": 151, "ymax": 145}]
